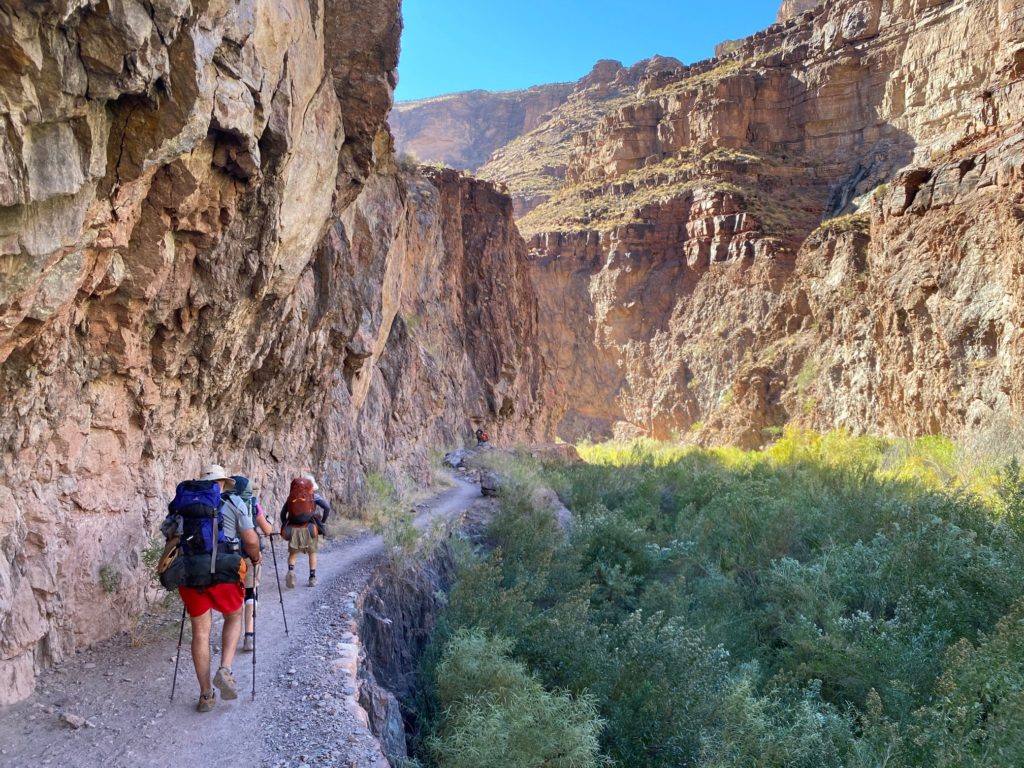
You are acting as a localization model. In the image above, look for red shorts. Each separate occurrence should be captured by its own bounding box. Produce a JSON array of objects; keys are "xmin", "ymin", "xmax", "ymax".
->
[{"xmin": 179, "ymin": 583, "xmax": 244, "ymax": 618}]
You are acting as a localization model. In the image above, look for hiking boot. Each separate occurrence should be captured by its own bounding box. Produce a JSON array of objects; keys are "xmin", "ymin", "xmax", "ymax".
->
[
  {"xmin": 213, "ymin": 666, "xmax": 238, "ymax": 700},
  {"xmin": 307, "ymin": 575, "xmax": 317, "ymax": 587},
  {"xmin": 286, "ymin": 571, "xmax": 296, "ymax": 589},
  {"xmin": 241, "ymin": 633, "xmax": 254, "ymax": 652},
  {"xmin": 196, "ymin": 690, "xmax": 216, "ymax": 713}
]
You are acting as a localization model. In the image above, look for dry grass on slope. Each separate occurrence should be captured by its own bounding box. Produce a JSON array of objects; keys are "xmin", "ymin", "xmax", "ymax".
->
[
  {"xmin": 516, "ymin": 147, "xmax": 823, "ymax": 238},
  {"xmin": 477, "ymin": 88, "xmax": 638, "ymax": 199}
]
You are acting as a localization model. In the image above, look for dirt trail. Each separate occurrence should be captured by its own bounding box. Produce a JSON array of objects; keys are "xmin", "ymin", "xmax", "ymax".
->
[{"xmin": 0, "ymin": 476, "xmax": 480, "ymax": 768}]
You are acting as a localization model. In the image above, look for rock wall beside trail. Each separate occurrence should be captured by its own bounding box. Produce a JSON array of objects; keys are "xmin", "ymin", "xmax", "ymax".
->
[
  {"xmin": 357, "ymin": 545, "xmax": 457, "ymax": 762},
  {"xmin": 0, "ymin": 0, "xmax": 545, "ymax": 705}
]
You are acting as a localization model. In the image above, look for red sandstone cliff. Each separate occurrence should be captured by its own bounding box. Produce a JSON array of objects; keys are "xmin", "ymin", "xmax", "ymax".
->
[
  {"xmin": 389, "ymin": 84, "xmax": 575, "ymax": 171},
  {"xmin": 519, "ymin": 0, "xmax": 1024, "ymax": 447},
  {"xmin": 392, "ymin": 58, "xmax": 685, "ymax": 218},
  {"xmin": 0, "ymin": 0, "xmax": 544, "ymax": 704}
]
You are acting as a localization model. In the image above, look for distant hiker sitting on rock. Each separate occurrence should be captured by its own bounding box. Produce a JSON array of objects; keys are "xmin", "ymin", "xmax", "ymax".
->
[
  {"xmin": 281, "ymin": 473, "xmax": 331, "ymax": 588},
  {"xmin": 161, "ymin": 464, "xmax": 261, "ymax": 712},
  {"xmin": 475, "ymin": 427, "xmax": 490, "ymax": 445},
  {"xmin": 230, "ymin": 475, "xmax": 274, "ymax": 652}
]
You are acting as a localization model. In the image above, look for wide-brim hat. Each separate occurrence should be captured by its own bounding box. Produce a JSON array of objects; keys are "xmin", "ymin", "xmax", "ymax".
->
[{"xmin": 199, "ymin": 464, "xmax": 236, "ymax": 488}]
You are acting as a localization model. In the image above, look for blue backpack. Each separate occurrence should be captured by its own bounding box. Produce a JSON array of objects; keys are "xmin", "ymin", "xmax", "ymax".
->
[
  {"xmin": 163, "ymin": 480, "xmax": 242, "ymax": 588},
  {"xmin": 169, "ymin": 481, "xmax": 228, "ymax": 555}
]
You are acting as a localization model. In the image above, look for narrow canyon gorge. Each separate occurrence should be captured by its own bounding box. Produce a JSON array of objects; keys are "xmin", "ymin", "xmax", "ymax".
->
[
  {"xmin": 2, "ymin": 0, "xmax": 1024, "ymax": 731},
  {"xmin": 398, "ymin": 0, "xmax": 1024, "ymax": 448}
]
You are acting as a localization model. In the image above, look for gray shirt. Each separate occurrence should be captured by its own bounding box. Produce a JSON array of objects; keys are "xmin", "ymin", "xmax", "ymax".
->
[{"xmin": 218, "ymin": 494, "xmax": 255, "ymax": 540}]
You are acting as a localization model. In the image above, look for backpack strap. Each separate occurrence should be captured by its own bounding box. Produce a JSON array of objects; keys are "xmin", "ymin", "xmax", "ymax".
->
[{"xmin": 210, "ymin": 507, "xmax": 219, "ymax": 575}]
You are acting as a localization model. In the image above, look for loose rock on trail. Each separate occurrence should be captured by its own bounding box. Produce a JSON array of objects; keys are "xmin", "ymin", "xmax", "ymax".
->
[{"xmin": 0, "ymin": 477, "xmax": 480, "ymax": 768}]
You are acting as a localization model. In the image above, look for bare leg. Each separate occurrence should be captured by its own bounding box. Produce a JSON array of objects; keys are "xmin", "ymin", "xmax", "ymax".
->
[
  {"xmin": 308, "ymin": 552, "xmax": 317, "ymax": 572},
  {"xmin": 286, "ymin": 550, "xmax": 298, "ymax": 588},
  {"xmin": 221, "ymin": 609, "xmax": 242, "ymax": 671},
  {"xmin": 244, "ymin": 568, "xmax": 260, "ymax": 634},
  {"xmin": 190, "ymin": 611, "xmax": 213, "ymax": 692}
]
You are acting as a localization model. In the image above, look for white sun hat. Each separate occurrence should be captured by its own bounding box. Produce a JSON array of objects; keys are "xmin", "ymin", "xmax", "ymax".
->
[
  {"xmin": 302, "ymin": 473, "xmax": 319, "ymax": 492},
  {"xmin": 200, "ymin": 464, "xmax": 236, "ymax": 488}
]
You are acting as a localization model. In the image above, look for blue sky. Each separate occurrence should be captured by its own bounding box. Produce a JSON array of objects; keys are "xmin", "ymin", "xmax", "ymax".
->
[{"xmin": 396, "ymin": 0, "xmax": 780, "ymax": 102}]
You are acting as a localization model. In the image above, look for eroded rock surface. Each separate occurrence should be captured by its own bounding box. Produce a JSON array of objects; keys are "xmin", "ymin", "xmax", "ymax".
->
[
  {"xmin": 393, "ymin": 59, "xmax": 685, "ymax": 218},
  {"xmin": 777, "ymin": 0, "xmax": 822, "ymax": 22},
  {"xmin": 0, "ymin": 0, "xmax": 544, "ymax": 705},
  {"xmin": 390, "ymin": 82, "xmax": 575, "ymax": 171},
  {"xmin": 358, "ymin": 543, "xmax": 457, "ymax": 762},
  {"xmin": 518, "ymin": 0, "xmax": 1024, "ymax": 445}
]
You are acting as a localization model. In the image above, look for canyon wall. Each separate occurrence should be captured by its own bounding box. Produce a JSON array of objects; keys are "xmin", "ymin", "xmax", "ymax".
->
[
  {"xmin": 518, "ymin": 0, "xmax": 1024, "ymax": 445},
  {"xmin": 0, "ymin": 0, "xmax": 545, "ymax": 705},
  {"xmin": 389, "ymin": 83, "xmax": 574, "ymax": 171},
  {"xmin": 392, "ymin": 59, "xmax": 685, "ymax": 218},
  {"xmin": 777, "ymin": 0, "xmax": 822, "ymax": 22}
]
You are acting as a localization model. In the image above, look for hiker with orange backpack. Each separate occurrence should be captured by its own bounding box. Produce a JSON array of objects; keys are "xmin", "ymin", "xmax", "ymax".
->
[
  {"xmin": 160, "ymin": 464, "xmax": 261, "ymax": 712},
  {"xmin": 229, "ymin": 475, "xmax": 274, "ymax": 652},
  {"xmin": 280, "ymin": 473, "xmax": 331, "ymax": 588}
]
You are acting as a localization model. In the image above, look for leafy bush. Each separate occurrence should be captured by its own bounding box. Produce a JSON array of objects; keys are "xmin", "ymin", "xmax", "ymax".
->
[
  {"xmin": 602, "ymin": 612, "xmax": 730, "ymax": 767},
  {"xmin": 428, "ymin": 631, "xmax": 605, "ymax": 768},
  {"xmin": 701, "ymin": 678, "xmax": 854, "ymax": 768},
  {"xmin": 906, "ymin": 600, "xmax": 1024, "ymax": 766},
  {"xmin": 415, "ymin": 433, "xmax": 1024, "ymax": 767}
]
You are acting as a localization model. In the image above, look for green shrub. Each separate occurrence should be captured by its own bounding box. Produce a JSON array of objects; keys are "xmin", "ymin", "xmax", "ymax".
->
[
  {"xmin": 99, "ymin": 564, "xmax": 122, "ymax": 594},
  {"xmin": 602, "ymin": 612, "xmax": 730, "ymax": 767},
  {"xmin": 416, "ymin": 433, "xmax": 1024, "ymax": 767},
  {"xmin": 701, "ymin": 678, "xmax": 854, "ymax": 768},
  {"xmin": 906, "ymin": 600, "xmax": 1024, "ymax": 766},
  {"xmin": 994, "ymin": 457, "xmax": 1024, "ymax": 539},
  {"xmin": 428, "ymin": 631, "xmax": 605, "ymax": 768}
]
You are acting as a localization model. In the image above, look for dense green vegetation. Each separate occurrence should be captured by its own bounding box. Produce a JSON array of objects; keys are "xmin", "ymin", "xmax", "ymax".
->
[{"xmin": 413, "ymin": 431, "xmax": 1024, "ymax": 767}]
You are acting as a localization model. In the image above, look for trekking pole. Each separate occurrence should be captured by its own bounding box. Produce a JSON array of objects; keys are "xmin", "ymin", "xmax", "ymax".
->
[
  {"xmin": 269, "ymin": 532, "xmax": 289, "ymax": 635},
  {"xmin": 251, "ymin": 583, "xmax": 257, "ymax": 700},
  {"xmin": 170, "ymin": 602, "xmax": 186, "ymax": 702}
]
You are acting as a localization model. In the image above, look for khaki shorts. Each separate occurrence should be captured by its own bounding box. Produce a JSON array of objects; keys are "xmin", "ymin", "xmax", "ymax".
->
[
  {"xmin": 243, "ymin": 559, "xmax": 262, "ymax": 589},
  {"xmin": 287, "ymin": 522, "xmax": 321, "ymax": 554}
]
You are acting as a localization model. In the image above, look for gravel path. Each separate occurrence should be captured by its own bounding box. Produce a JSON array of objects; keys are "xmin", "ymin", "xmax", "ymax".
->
[{"xmin": 0, "ymin": 477, "xmax": 479, "ymax": 768}]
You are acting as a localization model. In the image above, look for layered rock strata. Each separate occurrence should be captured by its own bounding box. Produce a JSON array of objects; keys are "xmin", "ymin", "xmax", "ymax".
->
[
  {"xmin": 389, "ymin": 83, "xmax": 574, "ymax": 171},
  {"xmin": 0, "ymin": 0, "xmax": 544, "ymax": 705},
  {"xmin": 392, "ymin": 58, "xmax": 685, "ymax": 218},
  {"xmin": 522, "ymin": 0, "xmax": 1024, "ymax": 445}
]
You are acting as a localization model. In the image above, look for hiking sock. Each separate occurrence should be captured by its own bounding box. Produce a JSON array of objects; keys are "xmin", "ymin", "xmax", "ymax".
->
[
  {"xmin": 288, "ymin": 564, "xmax": 295, "ymax": 571},
  {"xmin": 309, "ymin": 569, "xmax": 316, "ymax": 578}
]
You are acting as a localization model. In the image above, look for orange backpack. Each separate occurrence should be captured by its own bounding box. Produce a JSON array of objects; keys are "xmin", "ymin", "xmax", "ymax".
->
[{"xmin": 286, "ymin": 477, "xmax": 316, "ymax": 523}]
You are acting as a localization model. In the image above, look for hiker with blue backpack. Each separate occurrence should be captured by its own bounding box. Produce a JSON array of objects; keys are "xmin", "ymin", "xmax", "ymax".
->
[{"xmin": 160, "ymin": 464, "xmax": 261, "ymax": 712}]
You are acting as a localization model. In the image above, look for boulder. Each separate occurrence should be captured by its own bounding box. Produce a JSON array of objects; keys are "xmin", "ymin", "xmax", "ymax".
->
[
  {"xmin": 480, "ymin": 470, "xmax": 501, "ymax": 497},
  {"xmin": 443, "ymin": 448, "xmax": 473, "ymax": 469}
]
